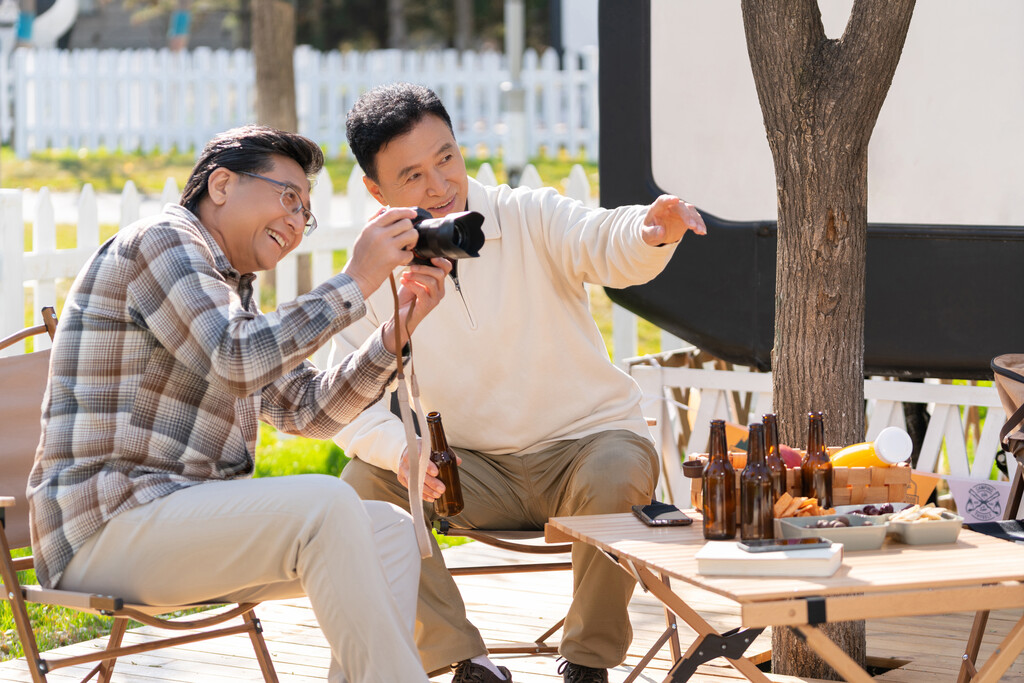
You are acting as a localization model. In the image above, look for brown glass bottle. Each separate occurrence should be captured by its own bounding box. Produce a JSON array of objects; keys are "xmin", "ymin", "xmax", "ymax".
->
[
  {"xmin": 740, "ymin": 423, "xmax": 774, "ymax": 540},
  {"xmin": 762, "ymin": 413, "xmax": 787, "ymax": 503},
  {"xmin": 702, "ymin": 419, "xmax": 736, "ymax": 540},
  {"xmin": 426, "ymin": 411, "xmax": 464, "ymax": 517},
  {"xmin": 801, "ymin": 411, "xmax": 833, "ymax": 508}
]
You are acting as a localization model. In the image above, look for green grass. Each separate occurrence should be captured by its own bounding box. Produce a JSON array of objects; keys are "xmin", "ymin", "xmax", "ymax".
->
[
  {"xmin": 0, "ymin": 547, "xmax": 115, "ymax": 660},
  {"xmin": 1, "ymin": 146, "xmax": 197, "ymax": 193},
  {"xmin": 2, "ymin": 145, "xmax": 598, "ymax": 196},
  {"xmin": 255, "ymin": 424, "xmax": 351, "ymax": 478}
]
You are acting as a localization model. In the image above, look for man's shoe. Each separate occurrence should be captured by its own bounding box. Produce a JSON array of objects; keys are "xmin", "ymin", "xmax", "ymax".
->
[
  {"xmin": 451, "ymin": 660, "xmax": 513, "ymax": 683},
  {"xmin": 557, "ymin": 659, "xmax": 609, "ymax": 683}
]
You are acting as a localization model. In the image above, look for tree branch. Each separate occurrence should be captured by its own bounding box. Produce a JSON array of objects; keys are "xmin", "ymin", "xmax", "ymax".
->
[
  {"xmin": 741, "ymin": 0, "xmax": 826, "ymax": 136},
  {"xmin": 832, "ymin": 0, "xmax": 916, "ymax": 141}
]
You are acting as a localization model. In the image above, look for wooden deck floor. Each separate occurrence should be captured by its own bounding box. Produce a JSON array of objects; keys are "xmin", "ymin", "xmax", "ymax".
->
[{"xmin": 2, "ymin": 541, "xmax": 1023, "ymax": 682}]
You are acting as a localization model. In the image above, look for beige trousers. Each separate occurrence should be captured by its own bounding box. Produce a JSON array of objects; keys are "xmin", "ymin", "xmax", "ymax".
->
[
  {"xmin": 342, "ymin": 429, "xmax": 659, "ymax": 673},
  {"xmin": 59, "ymin": 474, "xmax": 427, "ymax": 683}
]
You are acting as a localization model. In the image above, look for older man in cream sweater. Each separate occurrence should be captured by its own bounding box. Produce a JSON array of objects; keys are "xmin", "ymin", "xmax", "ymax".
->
[{"xmin": 329, "ymin": 83, "xmax": 706, "ymax": 683}]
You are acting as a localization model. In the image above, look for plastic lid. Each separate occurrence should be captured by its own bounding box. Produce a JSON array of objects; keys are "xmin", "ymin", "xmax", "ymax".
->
[{"xmin": 872, "ymin": 427, "xmax": 913, "ymax": 464}]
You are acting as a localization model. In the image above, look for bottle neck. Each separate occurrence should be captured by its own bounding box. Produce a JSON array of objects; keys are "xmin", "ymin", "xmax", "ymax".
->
[
  {"xmin": 427, "ymin": 416, "xmax": 449, "ymax": 451},
  {"xmin": 763, "ymin": 415, "xmax": 780, "ymax": 459},
  {"xmin": 708, "ymin": 421, "xmax": 728, "ymax": 461},
  {"xmin": 807, "ymin": 414, "xmax": 825, "ymax": 457},
  {"xmin": 747, "ymin": 424, "xmax": 766, "ymax": 466}
]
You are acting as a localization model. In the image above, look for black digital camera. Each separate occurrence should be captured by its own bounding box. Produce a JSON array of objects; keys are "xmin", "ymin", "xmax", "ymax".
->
[{"xmin": 410, "ymin": 208, "xmax": 485, "ymax": 266}]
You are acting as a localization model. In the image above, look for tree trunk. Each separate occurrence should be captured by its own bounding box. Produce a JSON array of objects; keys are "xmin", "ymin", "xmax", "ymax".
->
[
  {"xmin": 740, "ymin": 0, "xmax": 915, "ymax": 678},
  {"xmin": 252, "ymin": 0, "xmax": 297, "ymax": 132},
  {"xmin": 252, "ymin": 0, "xmax": 304, "ymax": 293},
  {"xmin": 387, "ymin": 0, "xmax": 407, "ymax": 49},
  {"xmin": 454, "ymin": 0, "xmax": 473, "ymax": 51}
]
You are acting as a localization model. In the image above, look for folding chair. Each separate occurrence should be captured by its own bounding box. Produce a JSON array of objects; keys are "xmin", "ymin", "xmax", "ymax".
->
[
  {"xmin": 0, "ymin": 308, "xmax": 278, "ymax": 683},
  {"xmin": 958, "ymin": 354, "xmax": 1024, "ymax": 683},
  {"xmin": 433, "ymin": 419, "xmax": 682, "ymax": 682},
  {"xmin": 433, "ymin": 522, "xmax": 572, "ymax": 655}
]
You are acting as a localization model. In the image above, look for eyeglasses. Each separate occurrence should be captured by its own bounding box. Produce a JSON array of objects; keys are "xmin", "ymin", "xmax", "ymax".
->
[{"xmin": 237, "ymin": 171, "xmax": 318, "ymax": 236}]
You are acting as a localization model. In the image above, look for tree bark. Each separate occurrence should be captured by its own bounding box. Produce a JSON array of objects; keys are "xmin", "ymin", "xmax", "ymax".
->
[
  {"xmin": 252, "ymin": 0, "xmax": 304, "ymax": 293},
  {"xmin": 387, "ymin": 0, "xmax": 407, "ymax": 49},
  {"xmin": 454, "ymin": 0, "xmax": 473, "ymax": 51},
  {"xmin": 252, "ymin": 0, "xmax": 297, "ymax": 132},
  {"xmin": 740, "ymin": 0, "xmax": 915, "ymax": 678}
]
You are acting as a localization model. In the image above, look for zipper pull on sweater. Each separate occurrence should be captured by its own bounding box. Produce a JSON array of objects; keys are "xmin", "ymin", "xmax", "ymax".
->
[{"xmin": 448, "ymin": 261, "xmax": 477, "ymax": 330}]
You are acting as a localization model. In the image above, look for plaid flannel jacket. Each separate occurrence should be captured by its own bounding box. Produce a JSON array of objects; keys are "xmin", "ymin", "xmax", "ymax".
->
[{"xmin": 28, "ymin": 205, "xmax": 400, "ymax": 588}]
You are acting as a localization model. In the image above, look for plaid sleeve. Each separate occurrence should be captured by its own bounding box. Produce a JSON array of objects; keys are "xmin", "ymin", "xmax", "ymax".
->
[
  {"xmin": 259, "ymin": 326, "xmax": 402, "ymax": 439},
  {"xmin": 127, "ymin": 222, "xmax": 367, "ymax": 397}
]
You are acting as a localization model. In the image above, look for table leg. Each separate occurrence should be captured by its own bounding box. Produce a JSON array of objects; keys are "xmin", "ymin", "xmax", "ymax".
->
[
  {"xmin": 631, "ymin": 564, "xmax": 771, "ymax": 683},
  {"xmin": 661, "ymin": 572, "xmax": 682, "ymax": 661},
  {"xmin": 970, "ymin": 613, "xmax": 1024, "ymax": 683},
  {"xmin": 793, "ymin": 625, "xmax": 874, "ymax": 683},
  {"xmin": 958, "ymin": 609, "xmax": 989, "ymax": 683}
]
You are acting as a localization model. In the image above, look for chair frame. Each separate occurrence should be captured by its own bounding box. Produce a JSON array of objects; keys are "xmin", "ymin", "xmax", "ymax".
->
[
  {"xmin": 435, "ymin": 521, "xmax": 572, "ymax": 655},
  {"xmin": 0, "ymin": 308, "xmax": 278, "ymax": 683},
  {"xmin": 434, "ymin": 477, "xmax": 683, "ymax": 681},
  {"xmin": 958, "ymin": 398, "xmax": 1024, "ymax": 682}
]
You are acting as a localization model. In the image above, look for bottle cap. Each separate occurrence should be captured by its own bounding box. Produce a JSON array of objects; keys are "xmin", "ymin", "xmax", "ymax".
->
[{"xmin": 872, "ymin": 427, "xmax": 912, "ymax": 465}]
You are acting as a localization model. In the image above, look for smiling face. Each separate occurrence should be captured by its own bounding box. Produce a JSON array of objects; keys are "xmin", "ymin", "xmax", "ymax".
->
[
  {"xmin": 363, "ymin": 114, "xmax": 469, "ymax": 218},
  {"xmin": 201, "ymin": 155, "xmax": 311, "ymax": 274}
]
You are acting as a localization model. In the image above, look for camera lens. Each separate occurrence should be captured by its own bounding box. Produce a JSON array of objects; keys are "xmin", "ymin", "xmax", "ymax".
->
[{"xmin": 411, "ymin": 209, "xmax": 485, "ymax": 263}]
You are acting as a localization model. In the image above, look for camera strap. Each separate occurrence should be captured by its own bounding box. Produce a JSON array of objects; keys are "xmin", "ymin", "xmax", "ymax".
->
[{"xmin": 388, "ymin": 273, "xmax": 434, "ymax": 559}]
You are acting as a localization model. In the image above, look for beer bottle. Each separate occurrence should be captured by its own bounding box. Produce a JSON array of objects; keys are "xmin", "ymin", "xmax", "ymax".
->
[
  {"xmin": 801, "ymin": 411, "xmax": 833, "ymax": 508},
  {"xmin": 740, "ymin": 423, "xmax": 774, "ymax": 540},
  {"xmin": 702, "ymin": 419, "xmax": 736, "ymax": 540},
  {"xmin": 762, "ymin": 413, "xmax": 788, "ymax": 502},
  {"xmin": 426, "ymin": 411, "xmax": 464, "ymax": 517}
]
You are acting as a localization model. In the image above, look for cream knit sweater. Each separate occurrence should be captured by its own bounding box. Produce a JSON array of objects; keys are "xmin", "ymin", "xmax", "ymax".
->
[{"xmin": 329, "ymin": 178, "xmax": 679, "ymax": 472}]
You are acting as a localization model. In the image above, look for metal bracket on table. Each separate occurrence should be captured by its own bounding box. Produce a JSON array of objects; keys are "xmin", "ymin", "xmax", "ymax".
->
[
  {"xmin": 599, "ymin": 547, "xmax": 636, "ymax": 582},
  {"xmin": 666, "ymin": 627, "xmax": 765, "ymax": 682},
  {"xmin": 625, "ymin": 559, "xmax": 649, "ymax": 592}
]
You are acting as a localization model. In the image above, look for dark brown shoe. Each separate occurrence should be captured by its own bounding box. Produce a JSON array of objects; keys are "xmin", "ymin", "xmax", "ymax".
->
[
  {"xmin": 557, "ymin": 659, "xmax": 608, "ymax": 683},
  {"xmin": 451, "ymin": 660, "xmax": 513, "ymax": 683}
]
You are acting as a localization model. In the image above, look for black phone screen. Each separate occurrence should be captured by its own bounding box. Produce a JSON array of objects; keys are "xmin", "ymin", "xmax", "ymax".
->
[
  {"xmin": 738, "ymin": 537, "xmax": 831, "ymax": 552},
  {"xmin": 632, "ymin": 503, "xmax": 694, "ymax": 526}
]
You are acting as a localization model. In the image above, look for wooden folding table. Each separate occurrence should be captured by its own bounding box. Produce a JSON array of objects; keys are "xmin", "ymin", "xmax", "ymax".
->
[{"xmin": 546, "ymin": 512, "xmax": 1024, "ymax": 683}]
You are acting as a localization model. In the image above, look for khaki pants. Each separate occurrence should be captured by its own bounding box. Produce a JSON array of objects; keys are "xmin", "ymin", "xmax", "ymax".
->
[
  {"xmin": 59, "ymin": 475, "xmax": 427, "ymax": 683},
  {"xmin": 342, "ymin": 430, "xmax": 658, "ymax": 673}
]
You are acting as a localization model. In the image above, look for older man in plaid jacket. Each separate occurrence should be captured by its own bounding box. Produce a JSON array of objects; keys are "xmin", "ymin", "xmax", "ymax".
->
[{"xmin": 27, "ymin": 125, "xmax": 450, "ymax": 683}]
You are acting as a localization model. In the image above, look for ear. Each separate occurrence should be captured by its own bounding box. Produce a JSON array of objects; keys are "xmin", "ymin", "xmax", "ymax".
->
[
  {"xmin": 363, "ymin": 175, "xmax": 387, "ymax": 207},
  {"xmin": 207, "ymin": 167, "xmax": 234, "ymax": 206}
]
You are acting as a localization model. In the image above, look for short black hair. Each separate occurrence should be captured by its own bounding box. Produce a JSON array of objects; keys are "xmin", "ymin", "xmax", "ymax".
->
[
  {"xmin": 346, "ymin": 83, "xmax": 454, "ymax": 182},
  {"xmin": 180, "ymin": 125, "xmax": 325, "ymax": 213}
]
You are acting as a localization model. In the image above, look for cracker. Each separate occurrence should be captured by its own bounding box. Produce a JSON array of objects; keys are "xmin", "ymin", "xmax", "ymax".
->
[
  {"xmin": 773, "ymin": 492, "xmax": 794, "ymax": 518},
  {"xmin": 782, "ymin": 496, "xmax": 803, "ymax": 517}
]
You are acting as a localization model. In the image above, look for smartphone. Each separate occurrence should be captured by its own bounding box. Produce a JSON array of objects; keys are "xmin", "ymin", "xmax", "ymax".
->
[
  {"xmin": 738, "ymin": 537, "xmax": 831, "ymax": 553},
  {"xmin": 632, "ymin": 503, "xmax": 693, "ymax": 527}
]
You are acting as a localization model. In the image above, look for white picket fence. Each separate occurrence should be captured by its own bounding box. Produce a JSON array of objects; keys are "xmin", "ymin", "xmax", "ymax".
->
[
  {"xmin": 1, "ymin": 45, "xmax": 599, "ymax": 160},
  {"xmin": 3, "ymin": 163, "xmax": 660, "ymax": 370},
  {"xmin": 2, "ymin": 162, "xmax": 1009, "ymax": 512},
  {"xmin": 629, "ymin": 360, "xmax": 1007, "ymax": 508}
]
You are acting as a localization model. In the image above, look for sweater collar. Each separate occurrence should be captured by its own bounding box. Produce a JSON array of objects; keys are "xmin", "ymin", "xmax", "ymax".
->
[{"xmin": 467, "ymin": 177, "xmax": 502, "ymax": 240}]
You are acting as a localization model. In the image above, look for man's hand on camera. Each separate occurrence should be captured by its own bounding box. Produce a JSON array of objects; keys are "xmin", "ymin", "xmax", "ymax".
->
[
  {"xmin": 397, "ymin": 444, "xmax": 462, "ymax": 502},
  {"xmin": 642, "ymin": 195, "xmax": 707, "ymax": 246},
  {"xmin": 381, "ymin": 257, "xmax": 451, "ymax": 355},
  {"xmin": 343, "ymin": 207, "xmax": 419, "ymax": 298}
]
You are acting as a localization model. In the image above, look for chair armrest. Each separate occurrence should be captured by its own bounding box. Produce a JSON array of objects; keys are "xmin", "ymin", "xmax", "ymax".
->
[
  {"xmin": 20, "ymin": 585, "xmax": 124, "ymax": 613},
  {"xmin": 0, "ymin": 497, "xmax": 15, "ymax": 508}
]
